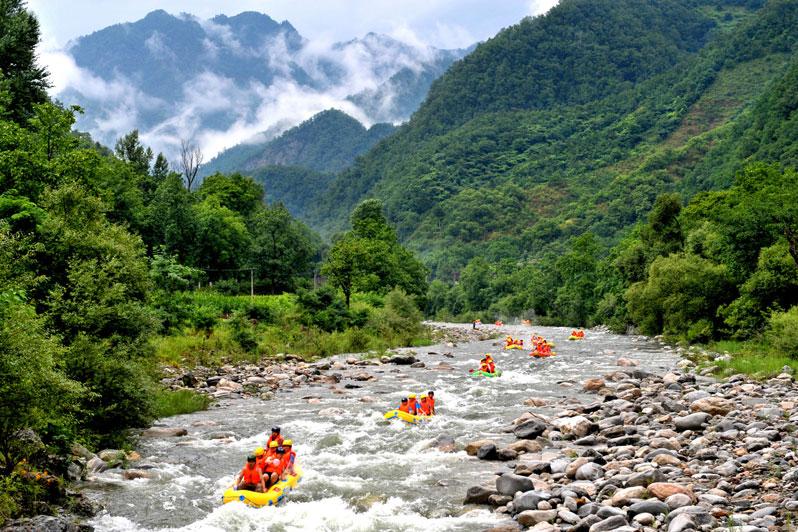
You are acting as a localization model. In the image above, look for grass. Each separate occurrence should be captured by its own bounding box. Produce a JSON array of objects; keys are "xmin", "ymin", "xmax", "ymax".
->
[
  {"xmin": 707, "ymin": 339, "xmax": 798, "ymax": 379},
  {"xmin": 153, "ymin": 388, "xmax": 212, "ymax": 418}
]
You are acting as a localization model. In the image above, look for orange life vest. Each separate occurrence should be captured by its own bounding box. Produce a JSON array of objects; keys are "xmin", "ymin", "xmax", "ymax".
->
[
  {"xmin": 264, "ymin": 457, "xmax": 283, "ymax": 475},
  {"xmin": 398, "ymin": 402, "xmax": 410, "ymax": 413},
  {"xmin": 267, "ymin": 434, "xmax": 284, "ymax": 447},
  {"xmin": 241, "ymin": 465, "xmax": 261, "ymax": 485},
  {"xmin": 419, "ymin": 397, "xmax": 430, "ymax": 415}
]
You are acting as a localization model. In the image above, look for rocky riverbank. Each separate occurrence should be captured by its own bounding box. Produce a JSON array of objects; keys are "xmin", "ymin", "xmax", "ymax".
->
[{"xmin": 463, "ymin": 358, "xmax": 798, "ymax": 532}]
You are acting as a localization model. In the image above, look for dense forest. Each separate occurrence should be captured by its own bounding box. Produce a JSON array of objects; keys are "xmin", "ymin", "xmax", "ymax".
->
[{"xmin": 0, "ymin": 1, "xmax": 428, "ymax": 523}]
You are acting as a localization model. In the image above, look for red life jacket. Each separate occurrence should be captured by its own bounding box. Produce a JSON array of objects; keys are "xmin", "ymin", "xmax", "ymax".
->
[
  {"xmin": 398, "ymin": 402, "xmax": 410, "ymax": 413},
  {"xmin": 428, "ymin": 397, "xmax": 435, "ymax": 413},
  {"xmin": 419, "ymin": 397, "xmax": 430, "ymax": 415},
  {"xmin": 255, "ymin": 455, "xmax": 267, "ymax": 471},
  {"xmin": 264, "ymin": 457, "xmax": 283, "ymax": 475},
  {"xmin": 241, "ymin": 465, "xmax": 261, "ymax": 485},
  {"xmin": 280, "ymin": 451, "xmax": 295, "ymax": 471},
  {"xmin": 487, "ymin": 362, "xmax": 496, "ymax": 373},
  {"xmin": 267, "ymin": 434, "xmax": 284, "ymax": 447}
]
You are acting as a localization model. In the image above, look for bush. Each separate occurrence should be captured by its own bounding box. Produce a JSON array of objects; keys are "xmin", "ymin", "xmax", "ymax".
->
[
  {"xmin": 296, "ymin": 285, "xmax": 351, "ymax": 332},
  {"xmin": 245, "ymin": 301, "xmax": 272, "ymax": 323},
  {"xmin": 766, "ymin": 306, "xmax": 798, "ymax": 358},
  {"xmin": 229, "ymin": 311, "xmax": 258, "ymax": 353},
  {"xmin": 152, "ymin": 389, "xmax": 211, "ymax": 418},
  {"xmin": 369, "ymin": 289, "xmax": 425, "ymax": 345},
  {"xmin": 190, "ymin": 306, "xmax": 218, "ymax": 336}
]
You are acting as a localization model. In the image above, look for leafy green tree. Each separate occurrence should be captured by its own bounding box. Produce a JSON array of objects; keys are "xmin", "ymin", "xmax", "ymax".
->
[
  {"xmin": 192, "ymin": 198, "xmax": 251, "ymax": 271},
  {"xmin": 0, "ymin": 0, "xmax": 49, "ymax": 123},
  {"xmin": 28, "ymin": 102, "xmax": 81, "ymax": 161},
  {"xmin": 114, "ymin": 130, "xmax": 153, "ymax": 175},
  {"xmin": 321, "ymin": 234, "xmax": 367, "ymax": 307},
  {"xmin": 553, "ymin": 233, "xmax": 601, "ymax": 326},
  {"xmin": 626, "ymin": 253, "xmax": 733, "ymax": 341},
  {"xmin": 460, "ymin": 256, "xmax": 493, "ymax": 312},
  {"xmin": 149, "ymin": 251, "xmax": 204, "ymax": 292},
  {"xmin": 146, "ymin": 174, "xmax": 197, "ymax": 261},
  {"xmin": 249, "ymin": 204, "xmax": 318, "ymax": 293},
  {"xmin": 197, "ymin": 172, "xmax": 264, "ymax": 218},
  {"xmin": 0, "ymin": 298, "xmax": 81, "ymax": 475}
]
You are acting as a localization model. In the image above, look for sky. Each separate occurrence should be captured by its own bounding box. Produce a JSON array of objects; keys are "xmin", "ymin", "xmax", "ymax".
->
[{"xmin": 28, "ymin": 0, "xmax": 560, "ymax": 51}]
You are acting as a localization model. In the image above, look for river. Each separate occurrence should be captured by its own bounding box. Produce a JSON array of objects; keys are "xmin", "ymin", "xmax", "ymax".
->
[{"xmin": 84, "ymin": 324, "xmax": 679, "ymax": 532}]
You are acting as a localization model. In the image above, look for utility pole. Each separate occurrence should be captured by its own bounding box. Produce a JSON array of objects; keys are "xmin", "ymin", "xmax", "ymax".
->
[{"xmin": 250, "ymin": 268, "xmax": 254, "ymax": 299}]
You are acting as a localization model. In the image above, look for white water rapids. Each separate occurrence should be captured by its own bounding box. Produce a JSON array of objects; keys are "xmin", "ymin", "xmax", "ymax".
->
[{"xmin": 83, "ymin": 324, "xmax": 679, "ymax": 531}]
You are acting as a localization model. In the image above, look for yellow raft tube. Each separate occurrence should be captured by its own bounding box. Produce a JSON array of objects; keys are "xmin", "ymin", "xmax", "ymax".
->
[
  {"xmin": 384, "ymin": 409, "xmax": 432, "ymax": 425},
  {"xmin": 222, "ymin": 465, "xmax": 303, "ymax": 507}
]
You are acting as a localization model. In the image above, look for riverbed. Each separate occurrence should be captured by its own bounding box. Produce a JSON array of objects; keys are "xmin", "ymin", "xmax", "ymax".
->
[{"xmin": 84, "ymin": 324, "xmax": 679, "ymax": 531}]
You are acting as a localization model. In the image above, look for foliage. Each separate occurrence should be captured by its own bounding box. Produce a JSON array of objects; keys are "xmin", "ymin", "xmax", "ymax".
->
[
  {"xmin": 766, "ymin": 306, "xmax": 798, "ymax": 359},
  {"xmin": 152, "ymin": 389, "xmax": 211, "ymax": 419}
]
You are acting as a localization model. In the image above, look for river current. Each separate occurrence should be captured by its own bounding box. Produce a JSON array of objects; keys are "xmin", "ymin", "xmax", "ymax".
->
[{"xmin": 85, "ymin": 324, "xmax": 679, "ymax": 532}]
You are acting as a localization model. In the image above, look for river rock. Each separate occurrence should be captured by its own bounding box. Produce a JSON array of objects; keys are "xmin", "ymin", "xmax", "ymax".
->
[
  {"xmin": 497, "ymin": 448, "xmax": 518, "ymax": 461},
  {"xmin": 674, "ymin": 412, "xmax": 711, "ymax": 431},
  {"xmin": 628, "ymin": 500, "xmax": 669, "ymax": 516},
  {"xmin": 477, "ymin": 443, "xmax": 498, "ymax": 460},
  {"xmin": 583, "ymin": 378, "xmax": 605, "ymax": 392},
  {"xmin": 464, "ymin": 485, "xmax": 497, "ymax": 504},
  {"xmin": 667, "ymin": 513, "xmax": 695, "ymax": 532},
  {"xmin": 513, "ymin": 419, "xmax": 547, "ymax": 440},
  {"xmin": 551, "ymin": 416, "xmax": 594, "ymax": 438},
  {"xmin": 506, "ymin": 439, "xmax": 542, "ymax": 453},
  {"xmin": 588, "ymin": 515, "xmax": 629, "ymax": 532},
  {"xmin": 430, "ymin": 435, "xmax": 456, "ymax": 453},
  {"xmin": 610, "ymin": 486, "xmax": 646, "ymax": 506},
  {"xmin": 86, "ymin": 456, "xmax": 106, "ymax": 474},
  {"xmin": 524, "ymin": 398, "xmax": 548, "ymax": 407},
  {"xmin": 216, "ymin": 378, "xmax": 243, "ymax": 392},
  {"xmin": 387, "ymin": 355, "xmax": 417, "ymax": 365},
  {"xmin": 496, "ymin": 473, "xmax": 535, "ymax": 496},
  {"xmin": 648, "ymin": 483, "xmax": 694, "ymax": 502},
  {"xmin": 466, "ymin": 439, "xmax": 496, "ymax": 455},
  {"xmin": 575, "ymin": 462, "xmax": 604, "ymax": 481},
  {"xmin": 141, "ymin": 427, "xmax": 188, "ymax": 438},
  {"xmin": 516, "ymin": 509, "xmax": 557, "ymax": 526},
  {"xmin": 1, "ymin": 515, "xmax": 85, "ymax": 532},
  {"xmin": 690, "ymin": 396, "xmax": 733, "ymax": 415},
  {"xmin": 513, "ymin": 491, "xmax": 549, "ymax": 513},
  {"xmin": 97, "ymin": 449, "xmax": 126, "ymax": 461},
  {"xmin": 616, "ymin": 357, "xmax": 639, "ymax": 367},
  {"xmin": 122, "ymin": 469, "xmax": 154, "ymax": 480},
  {"xmin": 665, "ymin": 493, "xmax": 692, "ymax": 509}
]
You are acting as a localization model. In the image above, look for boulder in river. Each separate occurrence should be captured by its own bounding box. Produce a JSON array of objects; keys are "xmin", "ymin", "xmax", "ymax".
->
[
  {"xmin": 496, "ymin": 473, "xmax": 534, "ymax": 495},
  {"xmin": 551, "ymin": 416, "xmax": 595, "ymax": 438},
  {"xmin": 477, "ymin": 443, "xmax": 498, "ymax": 460},
  {"xmin": 141, "ymin": 427, "xmax": 188, "ymax": 438},
  {"xmin": 583, "ymin": 378, "xmax": 605, "ymax": 392},
  {"xmin": 513, "ymin": 419, "xmax": 547, "ymax": 440},
  {"xmin": 464, "ymin": 485, "xmax": 497, "ymax": 504},
  {"xmin": 465, "ymin": 439, "xmax": 496, "ymax": 456},
  {"xmin": 387, "ymin": 355, "xmax": 417, "ymax": 365},
  {"xmin": 430, "ymin": 435, "xmax": 457, "ymax": 453}
]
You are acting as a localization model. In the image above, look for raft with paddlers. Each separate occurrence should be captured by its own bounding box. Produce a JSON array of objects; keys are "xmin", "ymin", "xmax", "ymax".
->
[
  {"xmin": 568, "ymin": 330, "xmax": 586, "ymax": 341},
  {"xmin": 223, "ymin": 465, "xmax": 303, "ymax": 507},
  {"xmin": 503, "ymin": 336, "xmax": 525, "ymax": 350},
  {"xmin": 469, "ymin": 369, "xmax": 503, "ymax": 378},
  {"xmin": 384, "ymin": 409, "xmax": 432, "ymax": 424},
  {"xmin": 530, "ymin": 351, "xmax": 556, "ymax": 358}
]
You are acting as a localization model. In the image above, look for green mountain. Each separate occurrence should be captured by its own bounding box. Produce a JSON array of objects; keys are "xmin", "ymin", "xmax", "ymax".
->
[
  {"xmin": 202, "ymin": 109, "xmax": 395, "ymax": 176},
  {"xmin": 304, "ymin": 0, "xmax": 797, "ymax": 279}
]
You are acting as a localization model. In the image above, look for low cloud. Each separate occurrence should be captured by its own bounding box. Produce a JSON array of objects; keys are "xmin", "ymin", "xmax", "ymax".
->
[{"xmin": 46, "ymin": 14, "xmax": 469, "ymax": 163}]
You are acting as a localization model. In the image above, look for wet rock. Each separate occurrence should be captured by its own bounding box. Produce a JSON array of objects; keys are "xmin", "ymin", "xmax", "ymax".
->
[
  {"xmin": 205, "ymin": 431, "xmax": 235, "ymax": 440},
  {"xmin": 141, "ymin": 427, "xmax": 188, "ymax": 438},
  {"xmin": 122, "ymin": 469, "xmax": 154, "ymax": 480},
  {"xmin": 512, "ymin": 491, "xmax": 550, "ymax": 513},
  {"xmin": 477, "ymin": 443, "xmax": 498, "ymax": 460},
  {"xmin": 464, "ymin": 485, "xmax": 497, "ymax": 504},
  {"xmin": 575, "ymin": 462, "xmax": 604, "ymax": 481},
  {"xmin": 583, "ymin": 378, "xmax": 606, "ymax": 392},
  {"xmin": 465, "ymin": 439, "xmax": 496, "ymax": 456},
  {"xmin": 1, "ymin": 515, "xmax": 87, "ymax": 532},
  {"xmin": 516, "ymin": 509, "xmax": 557, "ymax": 527},
  {"xmin": 97, "ymin": 449, "xmax": 126, "ymax": 461},
  {"xmin": 216, "ymin": 378, "xmax": 243, "ymax": 392},
  {"xmin": 430, "ymin": 435, "xmax": 457, "ymax": 453},
  {"xmin": 497, "ymin": 448, "xmax": 518, "ymax": 461},
  {"xmin": 488, "ymin": 494, "xmax": 513, "ymax": 507},
  {"xmin": 513, "ymin": 419, "xmax": 547, "ymax": 440},
  {"xmin": 86, "ymin": 456, "xmax": 106, "ymax": 474},
  {"xmin": 410, "ymin": 362, "xmax": 426, "ymax": 368},
  {"xmin": 496, "ymin": 473, "xmax": 535, "ymax": 496},
  {"xmin": 524, "ymin": 398, "xmax": 548, "ymax": 407},
  {"xmin": 616, "ymin": 358, "xmax": 639, "ymax": 367},
  {"xmin": 387, "ymin": 355, "xmax": 417, "ymax": 365},
  {"xmin": 318, "ymin": 407, "xmax": 345, "ymax": 417},
  {"xmin": 667, "ymin": 513, "xmax": 695, "ymax": 532},
  {"xmin": 506, "ymin": 439, "xmax": 542, "ymax": 453}
]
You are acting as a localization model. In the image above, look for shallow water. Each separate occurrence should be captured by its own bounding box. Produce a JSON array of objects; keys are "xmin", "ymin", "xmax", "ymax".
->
[{"xmin": 85, "ymin": 324, "xmax": 678, "ymax": 531}]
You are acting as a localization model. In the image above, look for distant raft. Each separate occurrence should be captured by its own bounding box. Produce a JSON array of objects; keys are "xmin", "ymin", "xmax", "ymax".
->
[
  {"xmin": 383, "ymin": 409, "xmax": 432, "ymax": 425},
  {"xmin": 504, "ymin": 344, "xmax": 525, "ymax": 350},
  {"xmin": 470, "ymin": 370, "xmax": 503, "ymax": 378},
  {"xmin": 222, "ymin": 465, "xmax": 303, "ymax": 507},
  {"xmin": 529, "ymin": 351, "xmax": 556, "ymax": 358}
]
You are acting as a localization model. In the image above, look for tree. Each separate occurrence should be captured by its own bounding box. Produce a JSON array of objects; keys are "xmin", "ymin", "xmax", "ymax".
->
[
  {"xmin": 191, "ymin": 199, "xmax": 251, "ymax": 271},
  {"xmin": 151, "ymin": 152, "xmax": 170, "ymax": 181},
  {"xmin": 249, "ymin": 204, "xmax": 317, "ymax": 293},
  {"xmin": 146, "ymin": 174, "xmax": 197, "ymax": 260},
  {"xmin": 114, "ymin": 130, "xmax": 153, "ymax": 175},
  {"xmin": 0, "ymin": 0, "xmax": 49, "ymax": 123},
  {"xmin": 178, "ymin": 138, "xmax": 203, "ymax": 191},
  {"xmin": 28, "ymin": 102, "xmax": 81, "ymax": 161},
  {"xmin": 321, "ymin": 234, "xmax": 367, "ymax": 307},
  {"xmin": 197, "ymin": 172, "xmax": 263, "ymax": 218},
  {"xmin": 0, "ymin": 299, "xmax": 81, "ymax": 475},
  {"xmin": 351, "ymin": 198, "xmax": 396, "ymax": 242}
]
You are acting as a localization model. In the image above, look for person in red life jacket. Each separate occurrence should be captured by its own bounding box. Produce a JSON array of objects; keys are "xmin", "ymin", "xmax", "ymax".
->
[
  {"xmin": 427, "ymin": 391, "xmax": 436, "ymax": 415},
  {"xmin": 262, "ymin": 451, "xmax": 283, "ymax": 488},
  {"xmin": 254, "ymin": 446, "xmax": 266, "ymax": 472},
  {"xmin": 266, "ymin": 426, "xmax": 283, "ymax": 448},
  {"xmin": 235, "ymin": 455, "xmax": 265, "ymax": 492},
  {"xmin": 280, "ymin": 439, "xmax": 297, "ymax": 479},
  {"xmin": 419, "ymin": 394, "xmax": 430, "ymax": 416},
  {"xmin": 265, "ymin": 440, "xmax": 279, "ymax": 459},
  {"xmin": 408, "ymin": 394, "xmax": 420, "ymax": 415},
  {"xmin": 478, "ymin": 357, "xmax": 490, "ymax": 373},
  {"xmin": 485, "ymin": 355, "xmax": 496, "ymax": 373},
  {"xmin": 398, "ymin": 397, "xmax": 410, "ymax": 413}
]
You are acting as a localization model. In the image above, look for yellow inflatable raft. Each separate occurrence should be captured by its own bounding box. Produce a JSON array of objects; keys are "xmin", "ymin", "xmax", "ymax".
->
[
  {"xmin": 384, "ymin": 409, "xmax": 432, "ymax": 425},
  {"xmin": 223, "ymin": 465, "xmax": 303, "ymax": 507},
  {"xmin": 568, "ymin": 335, "xmax": 583, "ymax": 341},
  {"xmin": 504, "ymin": 344, "xmax": 525, "ymax": 350}
]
